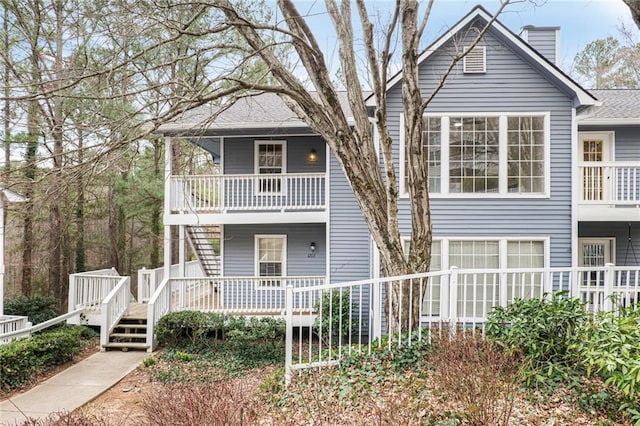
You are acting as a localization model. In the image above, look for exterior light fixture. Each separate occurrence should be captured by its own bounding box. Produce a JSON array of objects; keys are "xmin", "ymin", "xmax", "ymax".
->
[
  {"xmin": 307, "ymin": 148, "xmax": 318, "ymax": 164},
  {"xmin": 308, "ymin": 242, "xmax": 317, "ymax": 258}
]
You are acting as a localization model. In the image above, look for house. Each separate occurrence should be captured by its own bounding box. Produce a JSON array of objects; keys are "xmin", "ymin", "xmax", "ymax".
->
[{"xmin": 58, "ymin": 5, "xmax": 640, "ymax": 352}]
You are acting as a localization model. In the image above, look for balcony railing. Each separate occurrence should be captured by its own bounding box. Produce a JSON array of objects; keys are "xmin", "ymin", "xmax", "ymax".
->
[
  {"xmin": 580, "ymin": 162, "xmax": 640, "ymax": 205},
  {"xmin": 170, "ymin": 173, "xmax": 326, "ymax": 213}
]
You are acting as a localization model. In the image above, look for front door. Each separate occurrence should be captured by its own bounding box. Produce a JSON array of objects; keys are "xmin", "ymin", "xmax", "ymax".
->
[
  {"xmin": 578, "ymin": 238, "xmax": 614, "ymax": 286},
  {"xmin": 579, "ymin": 133, "xmax": 613, "ymax": 201}
]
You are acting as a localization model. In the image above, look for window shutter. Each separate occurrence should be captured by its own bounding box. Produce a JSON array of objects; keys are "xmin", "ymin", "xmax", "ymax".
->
[{"xmin": 463, "ymin": 46, "xmax": 486, "ymax": 73}]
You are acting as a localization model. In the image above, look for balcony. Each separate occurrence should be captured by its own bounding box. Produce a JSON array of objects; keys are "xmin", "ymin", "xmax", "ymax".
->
[
  {"xmin": 578, "ymin": 162, "xmax": 640, "ymax": 221},
  {"xmin": 166, "ymin": 173, "xmax": 327, "ymax": 225}
]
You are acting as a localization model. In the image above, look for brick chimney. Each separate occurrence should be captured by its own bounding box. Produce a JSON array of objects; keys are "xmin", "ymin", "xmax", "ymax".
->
[{"xmin": 521, "ymin": 25, "xmax": 560, "ymax": 65}]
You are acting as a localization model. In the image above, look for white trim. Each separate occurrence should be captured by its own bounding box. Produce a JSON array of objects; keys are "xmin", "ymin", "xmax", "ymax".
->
[
  {"xmin": 463, "ymin": 46, "xmax": 486, "ymax": 73},
  {"xmin": 220, "ymin": 136, "xmax": 225, "ymax": 173},
  {"xmin": 399, "ymin": 113, "xmax": 406, "ymax": 196},
  {"xmin": 255, "ymin": 140, "xmax": 287, "ymax": 195},
  {"xmin": 571, "ymin": 108, "xmax": 578, "ymax": 268},
  {"xmin": 220, "ymin": 225, "xmax": 225, "ymax": 277},
  {"xmin": 254, "ymin": 140, "xmax": 287, "ymax": 174},
  {"xmin": 401, "ymin": 112, "xmax": 551, "ymax": 198},
  {"xmin": 367, "ymin": 7, "xmax": 596, "ymax": 107},
  {"xmin": 325, "ymin": 147, "xmax": 331, "ymax": 285},
  {"xmin": 163, "ymin": 211, "xmax": 327, "ymax": 226},
  {"xmin": 578, "ymin": 237, "xmax": 616, "ymax": 266},
  {"xmin": 400, "ymin": 236, "xmax": 550, "ymax": 269},
  {"xmin": 578, "ymin": 131, "xmax": 615, "ymax": 161},
  {"xmin": 254, "ymin": 234, "xmax": 287, "ymax": 277},
  {"xmin": 578, "ymin": 118, "xmax": 640, "ymax": 126}
]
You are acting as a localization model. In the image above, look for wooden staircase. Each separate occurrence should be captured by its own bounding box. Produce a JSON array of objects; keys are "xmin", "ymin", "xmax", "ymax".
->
[
  {"xmin": 103, "ymin": 303, "xmax": 150, "ymax": 351},
  {"xmin": 186, "ymin": 225, "xmax": 222, "ymax": 277}
]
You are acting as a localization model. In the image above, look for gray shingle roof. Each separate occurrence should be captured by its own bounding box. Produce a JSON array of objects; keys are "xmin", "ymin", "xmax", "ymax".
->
[
  {"xmin": 579, "ymin": 90, "xmax": 640, "ymax": 124},
  {"xmin": 158, "ymin": 91, "xmax": 357, "ymax": 134}
]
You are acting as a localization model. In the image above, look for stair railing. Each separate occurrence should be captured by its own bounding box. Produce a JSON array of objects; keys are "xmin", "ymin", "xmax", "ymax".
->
[
  {"xmin": 146, "ymin": 277, "xmax": 171, "ymax": 351},
  {"xmin": 100, "ymin": 276, "xmax": 131, "ymax": 349}
]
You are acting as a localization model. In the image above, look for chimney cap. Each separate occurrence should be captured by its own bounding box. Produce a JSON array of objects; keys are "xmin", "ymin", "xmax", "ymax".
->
[{"xmin": 521, "ymin": 25, "xmax": 560, "ymax": 31}]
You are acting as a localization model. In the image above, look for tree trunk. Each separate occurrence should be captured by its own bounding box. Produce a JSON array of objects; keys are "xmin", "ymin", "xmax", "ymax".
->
[{"xmin": 75, "ymin": 129, "xmax": 85, "ymax": 272}]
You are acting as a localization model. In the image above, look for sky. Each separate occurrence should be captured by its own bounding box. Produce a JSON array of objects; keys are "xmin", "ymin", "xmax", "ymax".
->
[{"xmin": 290, "ymin": 0, "xmax": 638, "ymax": 75}]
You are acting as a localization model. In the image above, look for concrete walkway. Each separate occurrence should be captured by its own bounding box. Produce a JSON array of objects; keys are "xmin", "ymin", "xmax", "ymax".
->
[{"xmin": 0, "ymin": 351, "xmax": 147, "ymax": 425}]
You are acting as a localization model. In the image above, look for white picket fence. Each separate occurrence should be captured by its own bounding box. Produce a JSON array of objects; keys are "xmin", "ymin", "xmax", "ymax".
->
[{"xmin": 284, "ymin": 264, "xmax": 640, "ymax": 383}]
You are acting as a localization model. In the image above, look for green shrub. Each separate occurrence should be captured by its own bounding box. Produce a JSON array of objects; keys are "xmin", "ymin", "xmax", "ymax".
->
[
  {"xmin": 155, "ymin": 311, "xmax": 286, "ymax": 349},
  {"xmin": 5, "ymin": 295, "xmax": 58, "ymax": 324},
  {"xmin": 486, "ymin": 292, "xmax": 586, "ymax": 367},
  {"xmin": 0, "ymin": 325, "xmax": 93, "ymax": 392},
  {"xmin": 313, "ymin": 289, "xmax": 351, "ymax": 345},
  {"xmin": 155, "ymin": 311, "xmax": 212, "ymax": 347},
  {"xmin": 571, "ymin": 307, "xmax": 640, "ymax": 422}
]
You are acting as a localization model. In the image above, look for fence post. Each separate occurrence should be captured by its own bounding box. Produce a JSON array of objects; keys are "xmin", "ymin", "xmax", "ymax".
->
[
  {"xmin": 67, "ymin": 274, "xmax": 77, "ymax": 323},
  {"xmin": 285, "ymin": 284, "xmax": 294, "ymax": 386},
  {"xmin": 604, "ymin": 263, "xmax": 615, "ymax": 311},
  {"xmin": 371, "ymin": 278, "xmax": 382, "ymax": 340},
  {"xmin": 449, "ymin": 267, "xmax": 459, "ymax": 322}
]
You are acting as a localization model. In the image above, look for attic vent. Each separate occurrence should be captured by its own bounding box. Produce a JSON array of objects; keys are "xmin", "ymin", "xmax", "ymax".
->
[{"xmin": 463, "ymin": 46, "xmax": 486, "ymax": 73}]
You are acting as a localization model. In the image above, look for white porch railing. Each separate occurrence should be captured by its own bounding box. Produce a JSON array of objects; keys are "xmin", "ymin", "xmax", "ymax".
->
[
  {"xmin": 138, "ymin": 261, "xmax": 204, "ymax": 302},
  {"xmin": 100, "ymin": 276, "xmax": 131, "ymax": 349},
  {"xmin": 146, "ymin": 276, "xmax": 324, "ymax": 351},
  {"xmin": 0, "ymin": 309, "xmax": 83, "ymax": 345},
  {"xmin": 68, "ymin": 268, "xmax": 121, "ymax": 314},
  {"xmin": 580, "ymin": 162, "xmax": 640, "ymax": 205},
  {"xmin": 170, "ymin": 173, "xmax": 326, "ymax": 213},
  {"xmin": 0, "ymin": 315, "xmax": 31, "ymax": 344},
  {"xmin": 284, "ymin": 265, "xmax": 640, "ymax": 383}
]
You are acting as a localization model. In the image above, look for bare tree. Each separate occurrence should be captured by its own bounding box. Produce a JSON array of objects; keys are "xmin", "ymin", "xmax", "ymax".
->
[{"xmin": 206, "ymin": 0, "xmax": 513, "ymax": 332}]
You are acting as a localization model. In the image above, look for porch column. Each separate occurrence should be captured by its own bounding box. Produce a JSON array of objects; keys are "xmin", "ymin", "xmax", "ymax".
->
[
  {"xmin": 164, "ymin": 136, "xmax": 173, "ymax": 279},
  {"xmin": 179, "ymin": 225, "xmax": 186, "ymax": 277}
]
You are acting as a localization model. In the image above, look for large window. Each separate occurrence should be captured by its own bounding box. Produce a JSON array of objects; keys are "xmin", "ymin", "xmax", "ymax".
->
[
  {"xmin": 507, "ymin": 116, "xmax": 545, "ymax": 193},
  {"xmin": 255, "ymin": 235, "xmax": 286, "ymax": 287},
  {"xmin": 255, "ymin": 141, "xmax": 285, "ymax": 194},
  {"xmin": 402, "ymin": 113, "xmax": 549, "ymax": 196},
  {"xmin": 449, "ymin": 117, "xmax": 500, "ymax": 193}
]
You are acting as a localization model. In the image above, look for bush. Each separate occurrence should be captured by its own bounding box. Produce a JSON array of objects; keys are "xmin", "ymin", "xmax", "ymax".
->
[
  {"xmin": 486, "ymin": 292, "xmax": 586, "ymax": 368},
  {"xmin": 142, "ymin": 382, "xmax": 259, "ymax": 425},
  {"xmin": 571, "ymin": 307, "xmax": 640, "ymax": 422},
  {"xmin": 5, "ymin": 295, "xmax": 58, "ymax": 324},
  {"xmin": 155, "ymin": 311, "xmax": 285, "ymax": 349},
  {"xmin": 0, "ymin": 326, "xmax": 94, "ymax": 392},
  {"xmin": 313, "ymin": 289, "xmax": 351, "ymax": 345},
  {"xmin": 430, "ymin": 330, "xmax": 522, "ymax": 426}
]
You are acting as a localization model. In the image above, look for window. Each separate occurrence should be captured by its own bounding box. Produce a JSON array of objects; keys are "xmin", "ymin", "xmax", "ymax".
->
[
  {"xmin": 255, "ymin": 141, "xmax": 285, "ymax": 194},
  {"xmin": 463, "ymin": 46, "xmax": 486, "ymax": 73},
  {"xmin": 401, "ymin": 113, "xmax": 549, "ymax": 196},
  {"xmin": 449, "ymin": 240, "xmax": 499, "ymax": 269},
  {"xmin": 507, "ymin": 116, "xmax": 545, "ymax": 193},
  {"xmin": 449, "ymin": 117, "xmax": 499, "ymax": 193},
  {"xmin": 255, "ymin": 235, "xmax": 286, "ymax": 287}
]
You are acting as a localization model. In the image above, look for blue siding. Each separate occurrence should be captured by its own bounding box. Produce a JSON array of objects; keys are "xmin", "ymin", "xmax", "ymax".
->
[
  {"xmin": 387, "ymin": 22, "xmax": 574, "ymax": 267},
  {"xmin": 223, "ymin": 136, "xmax": 326, "ymax": 174},
  {"xmin": 223, "ymin": 224, "xmax": 326, "ymax": 276},
  {"xmin": 329, "ymin": 153, "xmax": 371, "ymax": 283},
  {"xmin": 525, "ymin": 29, "xmax": 558, "ymax": 65}
]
